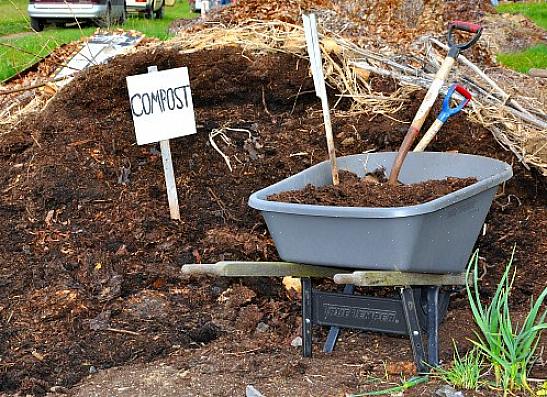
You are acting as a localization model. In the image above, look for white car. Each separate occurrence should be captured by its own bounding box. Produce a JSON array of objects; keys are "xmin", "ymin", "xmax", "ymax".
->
[
  {"xmin": 126, "ymin": 0, "xmax": 165, "ymax": 19},
  {"xmin": 28, "ymin": 0, "xmax": 126, "ymax": 31}
]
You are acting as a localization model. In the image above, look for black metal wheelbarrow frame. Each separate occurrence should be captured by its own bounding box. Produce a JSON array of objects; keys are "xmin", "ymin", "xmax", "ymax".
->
[{"xmin": 181, "ymin": 261, "xmax": 467, "ymax": 373}]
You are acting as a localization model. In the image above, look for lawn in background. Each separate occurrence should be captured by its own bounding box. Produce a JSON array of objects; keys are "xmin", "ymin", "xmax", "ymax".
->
[
  {"xmin": 496, "ymin": 1, "xmax": 547, "ymax": 29},
  {"xmin": 497, "ymin": 43, "xmax": 547, "ymax": 73},
  {"xmin": 496, "ymin": 1, "xmax": 547, "ymax": 73},
  {"xmin": 124, "ymin": 2, "xmax": 192, "ymax": 40},
  {"xmin": 0, "ymin": 0, "xmax": 194, "ymax": 82},
  {"xmin": 0, "ymin": 0, "xmax": 32, "ymax": 36}
]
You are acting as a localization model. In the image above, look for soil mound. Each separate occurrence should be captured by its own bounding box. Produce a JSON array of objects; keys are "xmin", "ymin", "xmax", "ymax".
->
[{"xmin": 0, "ymin": 45, "xmax": 545, "ymax": 394}]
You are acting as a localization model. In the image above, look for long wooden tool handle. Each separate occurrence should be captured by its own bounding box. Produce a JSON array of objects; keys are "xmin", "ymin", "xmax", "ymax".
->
[
  {"xmin": 321, "ymin": 91, "xmax": 340, "ymax": 186},
  {"xmin": 388, "ymin": 56, "xmax": 455, "ymax": 185},
  {"xmin": 303, "ymin": 13, "xmax": 339, "ymax": 186},
  {"xmin": 413, "ymin": 119, "xmax": 444, "ymax": 152}
]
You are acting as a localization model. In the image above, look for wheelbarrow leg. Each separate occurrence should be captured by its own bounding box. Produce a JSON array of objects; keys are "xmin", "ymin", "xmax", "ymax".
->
[
  {"xmin": 323, "ymin": 284, "xmax": 355, "ymax": 353},
  {"xmin": 400, "ymin": 287, "xmax": 427, "ymax": 373},
  {"xmin": 426, "ymin": 286, "xmax": 440, "ymax": 367},
  {"xmin": 301, "ymin": 277, "xmax": 313, "ymax": 357}
]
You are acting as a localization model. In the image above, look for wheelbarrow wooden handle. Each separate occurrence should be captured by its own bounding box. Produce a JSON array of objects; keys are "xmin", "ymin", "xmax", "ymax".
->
[
  {"xmin": 181, "ymin": 261, "xmax": 347, "ymax": 277},
  {"xmin": 333, "ymin": 271, "xmax": 468, "ymax": 287}
]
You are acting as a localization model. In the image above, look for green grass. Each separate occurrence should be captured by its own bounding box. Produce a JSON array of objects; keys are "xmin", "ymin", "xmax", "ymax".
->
[
  {"xmin": 0, "ymin": 26, "xmax": 96, "ymax": 81},
  {"xmin": 437, "ymin": 250, "xmax": 547, "ymax": 396},
  {"xmin": 495, "ymin": 2, "xmax": 547, "ymax": 73},
  {"xmin": 435, "ymin": 344, "xmax": 486, "ymax": 390},
  {"xmin": 0, "ymin": 0, "xmax": 194, "ymax": 81},
  {"xmin": 349, "ymin": 376, "xmax": 429, "ymax": 397},
  {"xmin": 496, "ymin": 2, "xmax": 547, "ymax": 30},
  {"xmin": 0, "ymin": 0, "xmax": 31, "ymax": 36},
  {"xmin": 497, "ymin": 43, "xmax": 547, "ymax": 73}
]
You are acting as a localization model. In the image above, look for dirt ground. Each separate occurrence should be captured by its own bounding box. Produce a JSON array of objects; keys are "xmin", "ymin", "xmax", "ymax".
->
[{"xmin": 0, "ymin": 45, "xmax": 545, "ymax": 396}]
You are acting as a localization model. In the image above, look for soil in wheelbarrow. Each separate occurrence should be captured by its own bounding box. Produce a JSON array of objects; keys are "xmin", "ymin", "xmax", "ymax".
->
[
  {"xmin": 0, "ymin": 45, "xmax": 545, "ymax": 396},
  {"xmin": 269, "ymin": 171, "xmax": 477, "ymax": 207}
]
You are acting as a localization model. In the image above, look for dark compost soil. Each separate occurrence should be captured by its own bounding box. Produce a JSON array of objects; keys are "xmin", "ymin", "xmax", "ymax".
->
[
  {"xmin": 0, "ymin": 45, "xmax": 545, "ymax": 396},
  {"xmin": 269, "ymin": 172, "xmax": 478, "ymax": 207}
]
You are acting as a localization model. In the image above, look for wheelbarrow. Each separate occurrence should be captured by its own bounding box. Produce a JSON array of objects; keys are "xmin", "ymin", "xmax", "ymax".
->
[{"xmin": 183, "ymin": 152, "xmax": 512, "ymax": 372}]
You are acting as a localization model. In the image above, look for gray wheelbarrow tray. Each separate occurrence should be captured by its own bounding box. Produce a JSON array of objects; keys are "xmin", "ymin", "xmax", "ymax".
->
[{"xmin": 248, "ymin": 152, "xmax": 512, "ymax": 274}]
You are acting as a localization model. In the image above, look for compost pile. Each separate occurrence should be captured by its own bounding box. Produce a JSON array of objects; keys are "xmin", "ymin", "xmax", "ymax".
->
[
  {"xmin": 215, "ymin": 0, "xmax": 332, "ymax": 24},
  {"xmin": 175, "ymin": 0, "xmax": 495, "ymax": 53},
  {"xmin": 269, "ymin": 174, "xmax": 477, "ymax": 207},
  {"xmin": 0, "ymin": 45, "xmax": 545, "ymax": 395}
]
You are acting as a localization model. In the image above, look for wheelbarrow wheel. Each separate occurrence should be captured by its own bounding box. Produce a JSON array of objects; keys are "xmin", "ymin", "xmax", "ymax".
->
[{"xmin": 412, "ymin": 288, "xmax": 450, "ymax": 332}]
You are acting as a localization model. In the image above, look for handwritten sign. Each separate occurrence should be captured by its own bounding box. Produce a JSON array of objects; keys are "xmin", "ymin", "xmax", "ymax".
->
[{"xmin": 126, "ymin": 67, "xmax": 197, "ymax": 145}]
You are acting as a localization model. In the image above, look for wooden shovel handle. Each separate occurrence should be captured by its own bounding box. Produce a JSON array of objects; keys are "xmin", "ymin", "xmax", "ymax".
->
[{"xmin": 388, "ymin": 56, "xmax": 455, "ymax": 185}]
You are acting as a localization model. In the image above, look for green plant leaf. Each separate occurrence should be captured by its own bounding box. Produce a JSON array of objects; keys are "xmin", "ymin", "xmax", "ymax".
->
[{"xmin": 465, "ymin": 247, "xmax": 547, "ymax": 392}]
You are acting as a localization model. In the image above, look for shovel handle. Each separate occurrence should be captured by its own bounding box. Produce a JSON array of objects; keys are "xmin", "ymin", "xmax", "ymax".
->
[
  {"xmin": 387, "ymin": 56, "xmax": 455, "ymax": 185},
  {"xmin": 388, "ymin": 23, "xmax": 481, "ymax": 185},
  {"xmin": 449, "ymin": 20, "xmax": 481, "ymax": 34},
  {"xmin": 447, "ymin": 21, "xmax": 483, "ymax": 53},
  {"xmin": 414, "ymin": 84, "xmax": 472, "ymax": 152},
  {"xmin": 438, "ymin": 84, "xmax": 472, "ymax": 122}
]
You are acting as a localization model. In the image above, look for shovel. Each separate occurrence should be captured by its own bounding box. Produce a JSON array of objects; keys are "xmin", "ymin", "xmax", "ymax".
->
[
  {"xmin": 388, "ymin": 21, "xmax": 482, "ymax": 185},
  {"xmin": 413, "ymin": 84, "xmax": 472, "ymax": 152}
]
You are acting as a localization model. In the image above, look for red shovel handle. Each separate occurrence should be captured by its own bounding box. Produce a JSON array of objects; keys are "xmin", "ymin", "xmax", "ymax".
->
[
  {"xmin": 454, "ymin": 84, "xmax": 472, "ymax": 102},
  {"xmin": 449, "ymin": 20, "xmax": 481, "ymax": 34},
  {"xmin": 447, "ymin": 20, "xmax": 483, "ymax": 52}
]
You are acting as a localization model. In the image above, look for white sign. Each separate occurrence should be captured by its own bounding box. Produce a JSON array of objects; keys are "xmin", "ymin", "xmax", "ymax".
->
[{"xmin": 126, "ymin": 67, "xmax": 197, "ymax": 145}]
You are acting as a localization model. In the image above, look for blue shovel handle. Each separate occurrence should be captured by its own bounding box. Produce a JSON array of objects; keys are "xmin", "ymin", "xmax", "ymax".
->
[{"xmin": 437, "ymin": 84, "xmax": 472, "ymax": 123}]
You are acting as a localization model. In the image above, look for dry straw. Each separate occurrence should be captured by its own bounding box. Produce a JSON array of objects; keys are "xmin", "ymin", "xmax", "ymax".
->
[{"xmin": 168, "ymin": 21, "xmax": 546, "ymax": 174}]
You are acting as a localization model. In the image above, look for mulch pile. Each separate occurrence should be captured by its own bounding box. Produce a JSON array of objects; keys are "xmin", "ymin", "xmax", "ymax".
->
[
  {"xmin": 216, "ymin": 0, "xmax": 333, "ymax": 24},
  {"xmin": 269, "ymin": 172, "xmax": 477, "ymax": 207},
  {"xmin": 481, "ymin": 12, "xmax": 547, "ymax": 54},
  {"xmin": 173, "ymin": 0, "xmax": 495, "ymax": 54},
  {"xmin": 328, "ymin": 0, "xmax": 494, "ymax": 46},
  {"xmin": 0, "ymin": 45, "xmax": 545, "ymax": 395}
]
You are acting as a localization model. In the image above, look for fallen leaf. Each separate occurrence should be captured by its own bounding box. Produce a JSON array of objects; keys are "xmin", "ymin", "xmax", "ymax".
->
[{"xmin": 385, "ymin": 361, "xmax": 416, "ymax": 375}]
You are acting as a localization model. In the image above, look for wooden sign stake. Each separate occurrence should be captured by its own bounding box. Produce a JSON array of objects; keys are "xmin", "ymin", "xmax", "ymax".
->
[
  {"xmin": 303, "ymin": 13, "xmax": 339, "ymax": 186},
  {"xmin": 147, "ymin": 65, "xmax": 181, "ymax": 220}
]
